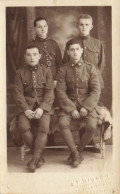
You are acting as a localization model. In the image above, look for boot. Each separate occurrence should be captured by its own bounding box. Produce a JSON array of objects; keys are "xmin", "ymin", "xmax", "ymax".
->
[
  {"xmin": 36, "ymin": 156, "xmax": 45, "ymax": 168},
  {"xmin": 67, "ymin": 152, "xmax": 84, "ymax": 166},
  {"xmin": 27, "ymin": 156, "xmax": 40, "ymax": 172}
]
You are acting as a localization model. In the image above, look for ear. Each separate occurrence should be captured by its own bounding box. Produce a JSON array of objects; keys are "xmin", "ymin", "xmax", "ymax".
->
[
  {"xmin": 39, "ymin": 53, "xmax": 42, "ymax": 59},
  {"xmin": 91, "ymin": 24, "xmax": 93, "ymax": 30},
  {"xmin": 67, "ymin": 50, "xmax": 70, "ymax": 56},
  {"xmin": 81, "ymin": 48, "xmax": 83, "ymax": 53}
]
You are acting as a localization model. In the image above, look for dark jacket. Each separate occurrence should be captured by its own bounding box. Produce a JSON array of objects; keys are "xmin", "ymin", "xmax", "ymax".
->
[
  {"xmin": 32, "ymin": 36, "xmax": 62, "ymax": 80},
  {"xmin": 63, "ymin": 35, "xmax": 105, "ymax": 88},
  {"xmin": 14, "ymin": 64, "xmax": 54, "ymax": 115},
  {"xmin": 56, "ymin": 59, "xmax": 101, "ymax": 117}
]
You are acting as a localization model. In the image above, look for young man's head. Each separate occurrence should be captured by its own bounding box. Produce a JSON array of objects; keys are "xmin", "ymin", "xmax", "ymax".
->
[
  {"xmin": 66, "ymin": 40, "xmax": 83, "ymax": 63},
  {"xmin": 24, "ymin": 43, "xmax": 41, "ymax": 67},
  {"xmin": 34, "ymin": 17, "xmax": 48, "ymax": 39},
  {"xmin": 77, "ymin": 14, "xmax": 93, "ymax": 37}
]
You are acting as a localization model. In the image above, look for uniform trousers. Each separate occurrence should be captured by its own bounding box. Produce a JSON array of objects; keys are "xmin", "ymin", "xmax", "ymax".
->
[
  {"xmin": 59, "ymin": 113, "xmax": 97, "ymax": 153},
  {"xmin": 18, "ymin": 112, "xmax": 50, "ymax": 157}
]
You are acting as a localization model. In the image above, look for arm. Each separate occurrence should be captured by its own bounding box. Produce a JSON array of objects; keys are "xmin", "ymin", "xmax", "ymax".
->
[
  {"xmin": 82, "ymin": 66, "xmax": 101, "ymax": 112},
  {"xmin": 62, "ymin": 46, "xmax": 69, "ymax": 64},
  {"xmin": 39, "ymin": 69, "xmax": 54, "ymax": 112},
  {"xmin": 98, "ymin": 42, "xmax": 105, "ymax": 72},
  {"xmin": 14, "ymin": 71, "xmax": 29, "ymax": 112},
  {"xmin": 56, "ymin": 67, "xmax": 76, "ymax": 113}
]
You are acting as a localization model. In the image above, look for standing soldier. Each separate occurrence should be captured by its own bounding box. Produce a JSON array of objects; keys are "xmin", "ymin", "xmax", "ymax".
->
[
  {"xmin": 15, "ymin": 43, "xmax": 54, "ymax": 172},
  {"xmin": 32, "ymin": 16, "xmax": 63, "ymax": 144}
]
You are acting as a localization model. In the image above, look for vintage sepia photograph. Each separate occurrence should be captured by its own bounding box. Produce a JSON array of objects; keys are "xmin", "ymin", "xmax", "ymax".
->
[
  {"xmin": 0, "ymin": 1, "xmax": 120, "ymax": 193},
  {"xmin": 7, "ymin": 6, "xmax": 112, "ymax": 173}
]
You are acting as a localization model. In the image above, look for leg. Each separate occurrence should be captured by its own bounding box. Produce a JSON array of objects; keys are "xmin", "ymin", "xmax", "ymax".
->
[
  {"xmin": 59, "ymin": 115, "xmax": 83, "ymax": 168},
  {"xmin": 28, "ymin": 114, "xmax": 51, "ymax": 172},
  {"xmin": 77, "ymin": 116, "xmax": 97, "ymax": 152},
  {"xmin": 18, "ymin": 113, "xmax": 34, "ymax": 151}
]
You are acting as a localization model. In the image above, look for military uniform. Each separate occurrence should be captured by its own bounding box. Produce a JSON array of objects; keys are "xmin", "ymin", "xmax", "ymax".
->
[
  {"xmin": 56, "ymin": 59, "xmax": 101, "ymax": 157},
  {"xmin": 32, "ymin": 36, "xmax": 62, "ymax": 80},
  {"xmin": 63, "ymin": 35, "xmax": 105, "ymax": 88},
  {"xmin": 15, "ymin": 64, "xmax": 54, "ymax": 171}
]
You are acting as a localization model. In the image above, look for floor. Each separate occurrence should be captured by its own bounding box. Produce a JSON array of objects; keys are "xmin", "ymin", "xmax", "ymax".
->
[{"xmin": 7, "ymin": 145, "xmax": 112, "ymax": 173}]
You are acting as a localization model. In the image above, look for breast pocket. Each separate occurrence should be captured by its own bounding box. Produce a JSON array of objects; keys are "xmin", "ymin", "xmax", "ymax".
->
[
  {"xmin": 50, "ymin": 51, "xmax": 56, "ymax": 62},
  {"xmin": 37, "ymin": 78, "xmax": 46, "ymax": 88},
  {"xmin": 22, "ymin": 79, "xmax": 31, "ymax": 87},
  {"xmin": 79, "ymin": 80, "xmax": 89, "ymax": 89}
]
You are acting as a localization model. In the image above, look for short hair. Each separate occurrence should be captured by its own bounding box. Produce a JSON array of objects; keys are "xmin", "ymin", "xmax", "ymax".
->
[
  {"xmin": 66, "ymin": 39, "xmax": 82, "ymax": 50},
  {"xmin": 77, "ymin": 14, "xmax": 93, "ymax": 23},
  {"xmin": 34, "ymin": 17, "xmax": 47, "ymax": 27},
  {"xmin": 25, "ymin": 42, "xmax": 40, "ymax": 53}
]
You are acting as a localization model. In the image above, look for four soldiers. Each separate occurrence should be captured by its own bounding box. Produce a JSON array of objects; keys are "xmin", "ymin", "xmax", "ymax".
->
[{"xmin": 14, "ymin": 14, "xmax": 105, "ymax": 171}]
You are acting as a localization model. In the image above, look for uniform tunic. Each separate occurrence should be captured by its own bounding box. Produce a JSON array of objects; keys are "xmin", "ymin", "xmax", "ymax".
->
[
  {"xmin": 32, "ymin": 36, "xmax": 62, "ymax": 80},
  {"xmin": 56, "ymin": 59, "xmax": 101, "ymax": 118},
  {"xmin": 15, "ymin": 64, "xmax": 54, "ymax": 115},
  {"xmin": 63, "ymin": 35, "xmax": 105, "ymax": 88}
]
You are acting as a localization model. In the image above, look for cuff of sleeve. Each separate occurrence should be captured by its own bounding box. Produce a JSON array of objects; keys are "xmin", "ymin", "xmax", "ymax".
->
[{"xmin": 39, "ymin": 103, "xmax": 51, "ymax": 112}]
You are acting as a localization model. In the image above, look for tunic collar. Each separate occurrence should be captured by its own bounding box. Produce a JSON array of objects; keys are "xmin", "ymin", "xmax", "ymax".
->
[
  {"xmin": 36, "ymin": 36, "xmax": 48, "ymax": 42},
  {"xmin": 79, "ymin": 34, "xmax": 90, "ymax": 40},
  {"xmin": 70, "ymin": 58, "xmax": 84, "ymax": 67}
]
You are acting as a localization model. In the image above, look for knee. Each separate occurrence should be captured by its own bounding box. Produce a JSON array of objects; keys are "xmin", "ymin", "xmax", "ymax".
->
[
  {"xmin": 59, "ymin": 117, "xmax": 70, "ymax": 130},
  {"xmin": 38, "ymin": 122, "xmax": 50, "ymax": 134},
  {"xmin": 19, "ymin": 125, "xmax": 30, "ymax": 134},
  {"xmin": 86, "ymin": 120, "xmax": 97, "ymax": 134}
]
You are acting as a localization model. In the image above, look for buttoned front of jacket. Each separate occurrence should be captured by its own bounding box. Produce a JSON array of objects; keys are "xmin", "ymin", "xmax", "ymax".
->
[
  {"xmin": 15, "ymin": 64, "xmax": 54, "ymax": 115},
  {"xmin": 56, "ymin": 60, "xmax": 101, "ymax": 117},
  {"xmin": 63, "ymin": 35, "xmax": 105, "ymax": 88},
  {"xmin": 32, "ymin": 36, "xmax": 62, "ymax": 79}
]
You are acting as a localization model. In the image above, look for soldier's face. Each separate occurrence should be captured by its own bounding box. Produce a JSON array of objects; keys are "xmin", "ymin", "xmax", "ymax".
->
[
  {"xmin": 25, "ymin": 48, "xmax": 41, "ymax": 66},
  {"xmin": 67, "ymin": 44, "xmax": 83, "ymax": 62},
  {"xmin": 35, "ymin": 20, "xmax": 48, "ymax": 38},
  {"xmin": 78, "ymin": 18, "xmax": 93, "ymax": 36}
]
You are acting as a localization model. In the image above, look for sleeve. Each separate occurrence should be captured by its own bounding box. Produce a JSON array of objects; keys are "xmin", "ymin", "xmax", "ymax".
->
[
  {"xmin": 56, "ymin": 67, "xmax": 76, "ymax": 113},
  {"xmin": 14, "ymin": 71, "xmax": 29, "ymax": 112},
  {"xmin": 82, "ymin": 66, "xmax": 101, "ymax": 112},
  {"xmin": 62, "ymin": 46, "xmax": 70, "ymax": 64},
  {"xmin": 54, "ymin": 41, "xmax": 63, "ymax": 79},
  {"xmin": 39, "ymin": 69, "xmax": 54, "ymax": 111},
  {"xmin": 98, "ymin": 42, "xmax": 105, "ymax": 72}
]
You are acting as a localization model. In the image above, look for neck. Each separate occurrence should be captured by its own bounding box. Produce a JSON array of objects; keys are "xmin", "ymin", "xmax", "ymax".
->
[
  {"xmin": 38, "ymin": 35, "xmax": 47, "ymax": 39},
  {"xmin": 71, "ymin": 59, "xmax": 81, "ymax": 64}
]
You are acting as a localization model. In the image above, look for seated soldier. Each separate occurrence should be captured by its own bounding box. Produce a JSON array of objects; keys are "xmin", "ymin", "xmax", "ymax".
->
[
  {"xmin": 14, "ymin": 43, "xmax": 54, "ymax": 172},
  {"xmin": 56, "ymin": 40, "xmax": 101, "ymax": 168}
]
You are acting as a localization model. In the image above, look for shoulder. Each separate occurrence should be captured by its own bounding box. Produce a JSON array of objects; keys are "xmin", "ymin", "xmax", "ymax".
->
[
  {"xmin": 85, "ymin": 62, "xmax": 97, "ymax": 73},
  {"xmin": 90, "ymin": 36, "xmax": 103, "ymax": 45},
  {"xmin": 47, "ymin": 38, "xmax": 58, "ymax": 45},
  {"xmin": 16, "ymin": 65, "xmax": 26, "ymax": 74}
]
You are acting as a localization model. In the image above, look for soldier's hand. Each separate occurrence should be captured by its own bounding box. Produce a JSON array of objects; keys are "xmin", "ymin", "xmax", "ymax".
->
[
  {"xmin": 34, "ymin": 108, "xmax": 43, "ymax": 119},
  {"xmin": 80, "ymin": 107, "xmax": 88, "ymax": 117},
  {"xmin": 54, "ymin": 80, "xmax": 57, "ymax": 88},
  {"xmin": 71, "ymin": 110, "xmax": 80, "ymax": 119},
  {"xmin": 24, "ymin": 109, "xmax": 35, "ymax": 119}
]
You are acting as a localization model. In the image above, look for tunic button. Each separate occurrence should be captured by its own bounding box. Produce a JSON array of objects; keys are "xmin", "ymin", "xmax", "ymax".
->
[
  {"xmin": 78, "ymin": 98, "xmax": 79, "ymax": 100},
  {"xmin": 34, "ymin": 85, "xmax": 36, "ymax": 88},
  {"xmin": 33, "ymin": 71, "xmax": 35, "ymax": 73},
  {"xmin": 34, "ymin": 81, "xmax": 36, "ymax": 82},
  {"xmin": 84, "ymin": 55, "xmax": 86, "ymax": 57}
]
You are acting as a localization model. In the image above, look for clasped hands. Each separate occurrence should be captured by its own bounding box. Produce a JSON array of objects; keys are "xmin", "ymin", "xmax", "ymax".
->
[
  {"xmin": 71, "ymin": 107, "xmax": 88, "ymax": 119},
  {"xmin": 25, "ymin": 108, "xmax": 43, "ymax": 119}
]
